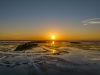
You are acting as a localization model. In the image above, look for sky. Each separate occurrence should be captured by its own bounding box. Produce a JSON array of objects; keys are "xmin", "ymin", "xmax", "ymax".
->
[{"xmin": 0, "ymin": 0, "xmax": 100, "ymax": 40}]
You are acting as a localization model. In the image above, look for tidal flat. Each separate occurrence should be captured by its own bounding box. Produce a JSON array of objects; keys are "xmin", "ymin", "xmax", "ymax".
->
[{"xmin": 0, "ymin": 41, "xmax": 100, "ymax": 75}]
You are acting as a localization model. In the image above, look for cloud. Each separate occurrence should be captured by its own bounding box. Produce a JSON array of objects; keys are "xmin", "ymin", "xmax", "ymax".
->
[
  {"xmin": 82, "ymin": 18, "xmax": 100, "ymax": 25},
  {"xmin": 83, "ymin": 24, "xmax": 88, "ymax": 26}
]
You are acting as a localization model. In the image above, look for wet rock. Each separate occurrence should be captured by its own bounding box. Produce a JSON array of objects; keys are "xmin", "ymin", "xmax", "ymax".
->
[{"xmin": 15, "ymin": 42, "xmax": 38, "ymax": 51}]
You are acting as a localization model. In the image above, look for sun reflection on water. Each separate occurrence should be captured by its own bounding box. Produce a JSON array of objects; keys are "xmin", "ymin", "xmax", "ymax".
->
[
  {"xmin": 52, "ymin": 41, "xmax": 55, "ymax": 45},
  {"xmin": 51, "ymin": 50, "xmax": 57, "ymax": 54}
]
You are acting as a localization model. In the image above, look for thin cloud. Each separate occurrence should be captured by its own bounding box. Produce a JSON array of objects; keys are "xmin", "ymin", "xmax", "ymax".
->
[
  {"xmin": 82, "ymin": 18, "xmax": 100, "ymax": 25},
  {"xmin": 83, "ymin": 24, "xmax": 88, "ymax": 26}
]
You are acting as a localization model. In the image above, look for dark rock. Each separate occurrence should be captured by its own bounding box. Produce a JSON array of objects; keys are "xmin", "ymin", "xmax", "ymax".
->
[
  {"xmin": 70, "ymin": 42, "xmax": 81, "ymax": 44},
  {"xmin": 15, "ymin": 42, "xmax": 38, "ymax": 51},
  {"xmin": 32, "ymin": 41, "xmax": 47, "ymax": 43}
]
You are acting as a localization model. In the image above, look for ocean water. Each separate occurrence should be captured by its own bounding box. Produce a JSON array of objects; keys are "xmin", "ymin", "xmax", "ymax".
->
[{"xmin": 0, "ymin": 41, "xmax": 100, "ymax": 75}]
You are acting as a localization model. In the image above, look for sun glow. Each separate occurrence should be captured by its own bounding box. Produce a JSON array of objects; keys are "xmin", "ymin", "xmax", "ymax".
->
[{"xmin": 51, "ymin": 35, "xmax": 55, "ymax": 40}]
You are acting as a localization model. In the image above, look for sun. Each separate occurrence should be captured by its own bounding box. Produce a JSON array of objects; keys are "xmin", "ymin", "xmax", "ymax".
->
[{"xmin": 51, "ymin": 35, "xmax": 55, "ymax": 40}]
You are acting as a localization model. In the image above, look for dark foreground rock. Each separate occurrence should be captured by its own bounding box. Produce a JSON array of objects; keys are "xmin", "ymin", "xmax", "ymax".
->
[{"xmin": 15, "ymin": 42, "xmax": 38, "ymax": 51}]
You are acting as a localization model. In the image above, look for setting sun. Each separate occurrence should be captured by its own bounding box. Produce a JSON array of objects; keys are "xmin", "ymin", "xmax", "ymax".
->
[{"xmin": 51, "ymin": 35, "xmax": 56, "ymax": 40}]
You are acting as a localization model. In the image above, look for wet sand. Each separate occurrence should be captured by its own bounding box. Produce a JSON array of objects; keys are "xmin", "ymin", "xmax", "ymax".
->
[{"xmin": 0, "ymin": 41, "xmax": 100, "ymax": 75}]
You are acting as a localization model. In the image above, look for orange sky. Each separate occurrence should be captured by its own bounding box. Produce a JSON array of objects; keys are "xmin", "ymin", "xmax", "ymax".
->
[
  {"xmin": 0, "ymin": 21, "xmax": 100, "ymax": 40},
  {"xmin": 0, "ymin": 31, "xmax": 100, "ymax": 40},
  {"xmin": 0, "ymin": 0, "xmax": 100, "ymax": 40}
]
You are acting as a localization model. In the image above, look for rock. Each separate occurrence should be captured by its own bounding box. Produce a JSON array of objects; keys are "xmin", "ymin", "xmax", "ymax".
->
[{"xmin": 15, "ymin": 42, "xmax": 38, "ymax": 51}]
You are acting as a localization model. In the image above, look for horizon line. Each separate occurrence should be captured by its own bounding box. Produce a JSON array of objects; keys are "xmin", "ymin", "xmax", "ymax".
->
[{"xmin": 0, "ymin": 40, "xmax": 100, "ymax": 41}]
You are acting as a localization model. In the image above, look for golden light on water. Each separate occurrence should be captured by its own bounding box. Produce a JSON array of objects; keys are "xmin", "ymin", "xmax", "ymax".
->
[
  {"xmin": 51, "ymin": 50, "xmax": 58, "ymax": 54},
  {"xmin": 52, "ymin": 41, "xmax": 55, "ymax": 45},
  {"xmin": 52, "ymin": 50, "xmax": 56, "ymax": 54}
]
